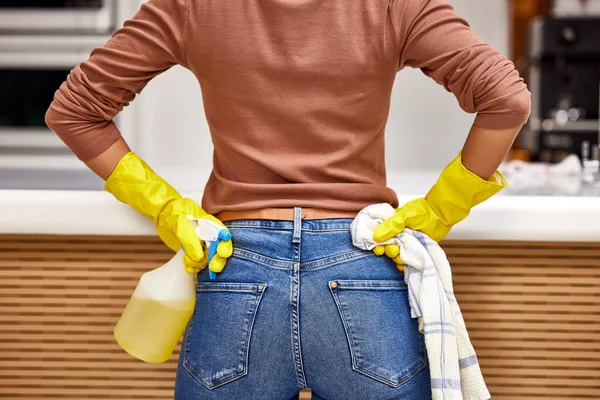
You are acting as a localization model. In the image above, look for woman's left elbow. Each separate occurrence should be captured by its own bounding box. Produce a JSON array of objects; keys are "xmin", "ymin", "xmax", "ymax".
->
[
  {"xmin": 509, "ymin": 87, "xmax": 532, "ymax": 127},
  {"xmin": 478, "ymin": 87, "xmax": 532, "ymax": 130}
]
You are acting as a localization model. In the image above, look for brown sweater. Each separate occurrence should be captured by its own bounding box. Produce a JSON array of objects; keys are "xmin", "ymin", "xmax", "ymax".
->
[{"xmin": 45, "ymin": 0, "xmax": 531, "ymax": 214}]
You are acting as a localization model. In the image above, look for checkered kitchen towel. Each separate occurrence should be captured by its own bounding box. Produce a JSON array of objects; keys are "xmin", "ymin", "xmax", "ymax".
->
[{"xmin": 350, "ymin": 203, "xmax": 490, "ymax": 400}]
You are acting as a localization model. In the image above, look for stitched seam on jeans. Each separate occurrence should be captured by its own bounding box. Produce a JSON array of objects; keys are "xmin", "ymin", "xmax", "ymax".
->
[
  {"xmin": 194, "ymin": 290, "xmax": 257, "ymax": 389},
  {"xmin": 182, "ymin": 285, "xmax": 267, "ymax": 390},
  {"xmin": 241, "ymin": 285, "xmax": 267, "ymax": 382},
  {"xmin": 330, "ymin": 283, "xmax": 426, "ymax": 388},
  {"xmin": 225, "ymin": 225, "xmax": 351, "ymax": 232},
  {"xmin": 196, "ymin": 283, "xmax": 266, "ymax": 292},
  {"xmin": 336, "ymin": 285, "xmax": 408, "ymax": 290},
  {"xmin": 329, "ymin": 285, "xmax": 361, "ymax": 375},
  {"xmin": 182, "ymin": 319, "xmax": 197, "ymax": 381},
  {"xmin": 225, "ymin": 224, "xmax": 293, "ymax": 231},
  {"xmin": 333, "ymin": 280, "xmax": 408, "ymax": 289},
  {"xmin": 293, "ymin": 267, "xmax": 307, "ymax": 388},
  {"xmin": 183, "ymin": 312, "xmax": 210, "ymax": 387},
  {"xmin": 301, "ymin": 227, "xmax": 350, "ymax": 232},
  {"xmin": 232, "ymin": 248, "xmax": 294, "ymax": 269},
  {"xmin": 355, "ymin": 357, "xmax": 427, "ymax": 388},
  {"xmin": 209, "ymin": 287, "xmax": 266, "ymax": 388},
  {"xmin": 301, "ymin": 251, "xmax": 371, "ymax": 271},
  {"xmin": 196, "ymin": 288, "xmax": 263, "ymax": 293}
]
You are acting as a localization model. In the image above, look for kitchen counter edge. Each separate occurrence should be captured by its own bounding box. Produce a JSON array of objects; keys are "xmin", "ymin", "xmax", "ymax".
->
[{"xmin": 0, "ymin": 190, "xmax": 597, "ymax": 242}]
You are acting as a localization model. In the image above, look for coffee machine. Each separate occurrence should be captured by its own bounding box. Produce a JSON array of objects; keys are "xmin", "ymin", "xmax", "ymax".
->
[{"xmin": 524, "ymin": 16, "xmax": 600, "ymax": 162}]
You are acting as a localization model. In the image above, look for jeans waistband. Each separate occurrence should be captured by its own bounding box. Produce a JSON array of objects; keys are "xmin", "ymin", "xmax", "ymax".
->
[{"xmin": 223, "ymin": 214, "xmax": 354, "ymax": 232}]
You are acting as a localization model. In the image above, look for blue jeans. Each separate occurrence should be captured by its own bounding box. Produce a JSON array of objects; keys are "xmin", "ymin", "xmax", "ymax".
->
[{"xmin": 175, "ymin": 208, "xmax": 431, "ymax": 399}]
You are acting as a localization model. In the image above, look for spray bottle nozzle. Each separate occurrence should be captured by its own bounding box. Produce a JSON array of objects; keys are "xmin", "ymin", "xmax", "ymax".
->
[{"xmin": 219, "ymin": 230, "xmax": 232, "ymax": 241}]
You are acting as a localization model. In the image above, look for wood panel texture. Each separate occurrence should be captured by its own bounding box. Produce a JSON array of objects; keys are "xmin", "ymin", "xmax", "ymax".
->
[{"xmin": 0, "ymin": 235, "xmax": 598, "ymax": 399}]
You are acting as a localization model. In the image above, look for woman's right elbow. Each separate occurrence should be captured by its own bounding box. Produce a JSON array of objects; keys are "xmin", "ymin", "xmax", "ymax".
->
[
  {"xmin": 45, "ymin": 101, "xmax": 61, "ymax": 133},
  {"xmin": 45, "ymin": 101, "xmax": 76, "ymax": 151}
]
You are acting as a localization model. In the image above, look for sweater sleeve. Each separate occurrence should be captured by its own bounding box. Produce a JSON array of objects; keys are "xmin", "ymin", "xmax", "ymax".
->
[
  {"xmin": 45, "ymin": 0, "xmax": 189, "ymax": 161},
  {"xmin": 390, "ymin": 0, "xmax": 531, "ymax": 129}
]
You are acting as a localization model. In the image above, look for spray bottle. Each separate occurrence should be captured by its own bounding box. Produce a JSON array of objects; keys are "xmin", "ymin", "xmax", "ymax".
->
[{"xmin": 114, "ymin": 217, "xmax": 231, "ymax": 363}]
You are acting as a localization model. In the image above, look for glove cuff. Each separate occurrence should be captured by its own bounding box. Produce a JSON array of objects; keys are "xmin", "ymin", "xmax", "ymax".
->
[
  {"xmin": 425, "ymin": 152, "xmax": 506, "ymax": 225},
  {"xmin": 104, "ymin": 151, "xmax": 182, "ymax": 222}
]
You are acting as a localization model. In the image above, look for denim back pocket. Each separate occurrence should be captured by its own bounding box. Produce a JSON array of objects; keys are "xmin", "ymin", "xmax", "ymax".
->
[
  {"xmin": 329, "ymin": 280, "xmax": 425, "ymax": 388},
  {"xmin": 183, "ymin": 282, "xmax": 267, "ymax": 389}
]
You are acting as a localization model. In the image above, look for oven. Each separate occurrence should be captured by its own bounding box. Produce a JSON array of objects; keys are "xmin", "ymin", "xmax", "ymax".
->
[
  {"xmin": 525, "ymin": 16, "xmax": 600, "ymax": 163},
  {"xmin": 0, "ymin": 0, "xmax": 115, "ymax": 34},
  {"xmin": 0, "ymin": 35, "xmax": 129, "ymax": 171}
]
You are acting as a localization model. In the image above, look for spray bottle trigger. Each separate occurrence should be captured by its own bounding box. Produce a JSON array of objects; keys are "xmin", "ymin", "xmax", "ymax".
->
[
  {"xmin": 207, "ymin": 239, "xmax": 219, "ymax": 280},
  {"xmin": 207, "ymin": 228, "xmax": 231, "ymax": 280}
]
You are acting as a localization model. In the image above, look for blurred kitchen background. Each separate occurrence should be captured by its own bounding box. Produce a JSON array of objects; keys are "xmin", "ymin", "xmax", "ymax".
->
[
  {"xmin": 1, "ymin": 0, "xmax": 599, "ymax": 195},
  {"xmin": 0, "ymin": 2, "xmax": 600, "ymax": 400}
]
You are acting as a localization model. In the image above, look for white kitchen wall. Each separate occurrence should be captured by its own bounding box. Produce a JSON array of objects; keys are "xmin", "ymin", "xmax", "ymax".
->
[
  {"xmin": 133, "ymin": 0, "xmax": 509, "ymax": 174},
  {"xmin": 387, "ymin": 0, "xmax": 510, "ymax": 169}
]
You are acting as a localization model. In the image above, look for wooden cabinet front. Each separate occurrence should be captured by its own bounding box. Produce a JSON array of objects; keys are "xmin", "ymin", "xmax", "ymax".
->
[{"xmin": 1, "ymin": 235, "xmax": 598, "ymax": 399}]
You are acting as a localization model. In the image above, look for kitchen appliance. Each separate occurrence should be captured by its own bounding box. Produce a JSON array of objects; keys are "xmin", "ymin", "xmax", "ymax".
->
[
  {"xmin": 525, "ymin": 16, "xmax": 600, "ymax": 162},
  {"xmin": 553, "ymin": 0, "xmax": 600, "ymax": 16},
  {"xmin": 0, "ymin": 3, "xmax": 141, "ymax": 189},
  {"xmin": 0, "ymin": 35, "xmax": 134, "ymax": 172},
  {"xmin": 0, "ymin": 0, "xmax": 115, "ymax": 34},
  {"xmin": 581, "ymin": 140, "xmax": 600, "ymax": 183}
]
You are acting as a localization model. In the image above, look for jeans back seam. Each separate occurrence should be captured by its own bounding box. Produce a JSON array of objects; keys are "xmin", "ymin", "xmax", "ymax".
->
[
  {"xmin": 233, "ymin": 248, "xmax": 294, "ymax": 269},
  {"xmin": 301, "ymin": 251, "xmax": 371, "ymax": 271}
]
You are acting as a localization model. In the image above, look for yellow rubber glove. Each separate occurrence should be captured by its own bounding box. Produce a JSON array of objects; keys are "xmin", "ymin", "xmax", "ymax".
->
[
  {"xmin": 373, "ymin": 243, "xmax": 405, "ymax": 272},
  {"xmin": 104, "ymin": 152, "xmax": 233, "ymax": 274},
  {"xmin": 373, "ymin": 153, "xmax": 506, "ymax": 269}
]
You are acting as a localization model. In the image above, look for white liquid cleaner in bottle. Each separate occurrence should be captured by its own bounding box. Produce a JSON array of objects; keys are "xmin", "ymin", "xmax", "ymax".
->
[{"xmin": 114, "ymin": 218, "xmax": 230, "ymax": 363}]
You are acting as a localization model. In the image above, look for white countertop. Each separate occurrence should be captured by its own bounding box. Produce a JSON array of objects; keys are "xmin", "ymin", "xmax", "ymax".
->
[{"xmin": 0, "ymin": 168, "xmax": 598, "ymax": 242}]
